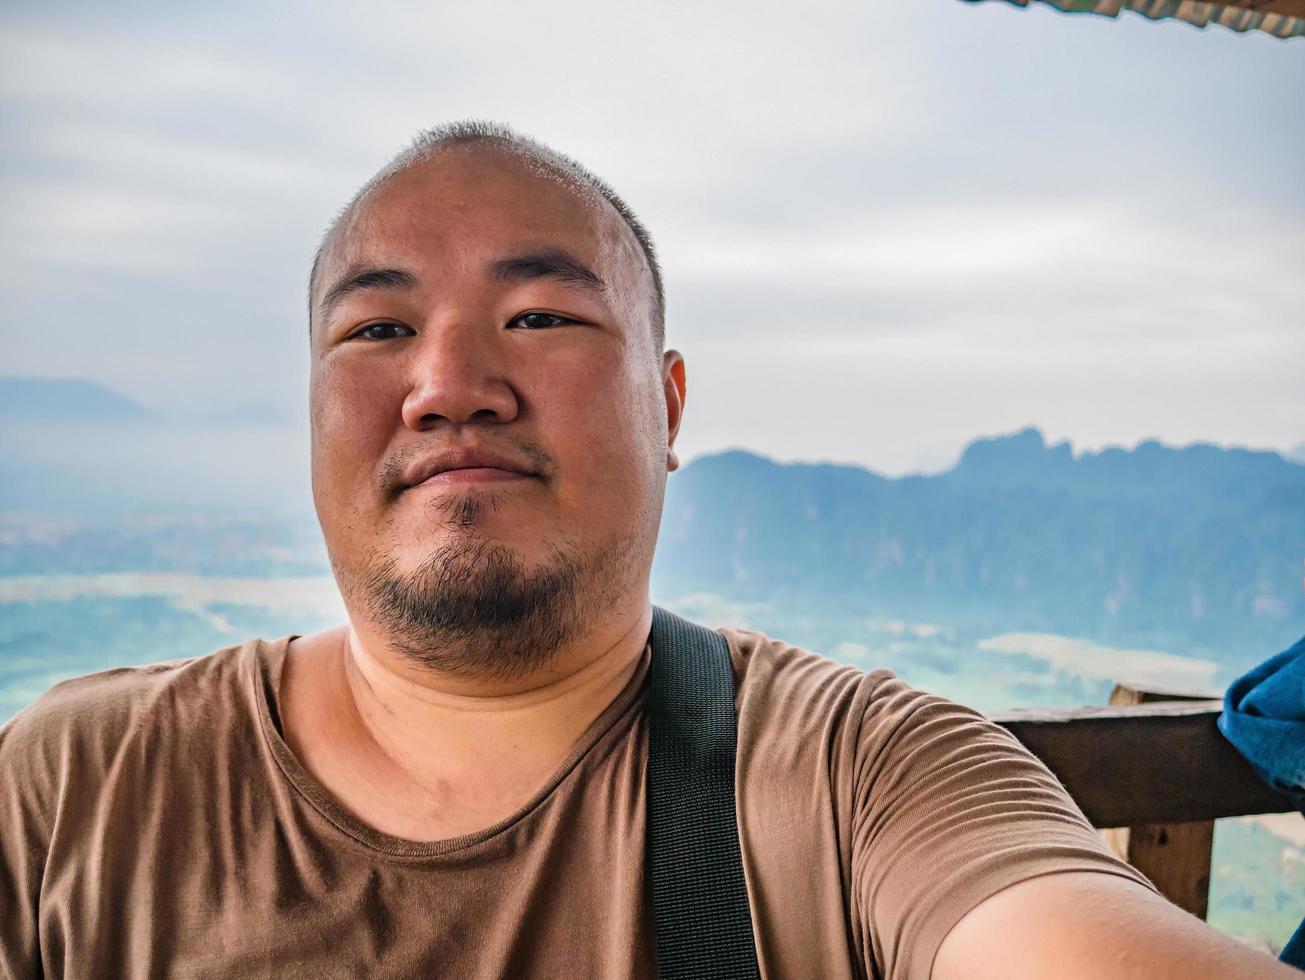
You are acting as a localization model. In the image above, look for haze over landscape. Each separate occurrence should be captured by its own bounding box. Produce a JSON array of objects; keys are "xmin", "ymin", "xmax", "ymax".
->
[{"xmin": 5, "ymin": 374, "xmax": 1302, "ymax": 696}]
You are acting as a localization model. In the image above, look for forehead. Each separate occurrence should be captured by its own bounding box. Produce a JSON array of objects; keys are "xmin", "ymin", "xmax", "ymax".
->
[{"xmin": 314, "ymin": 144, "xmax": 648, "ymax": 309}]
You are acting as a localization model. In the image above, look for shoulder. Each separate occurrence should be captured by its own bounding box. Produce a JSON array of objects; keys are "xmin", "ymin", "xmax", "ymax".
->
[
  {"xmin": 0, "ymin": 640, "xmax": 267, "ymax": 816},
  {"xmin": 722, "ymin": 623, "xmax": 972, "ymax": 821},
  {"xmin": 719, "ymin": 625, "xmax": 1159, "ymax": 980},
  {"xmin": 720, "ymin": 625, "xmax": 1023, "ymax": 976},
  {"xmin": 721, "ymin": 623, "xmax": 1067, "ymax": 802},
  {"xmin": 722, "ymin": 624, "xmax": 893, "ymax": 712},
  {"xmin": 2, "ymin": 642, "xmax": 256, "ymax": 743},
  {"xmin": 721, "ymin": 624, "xmax": 985, "ymax": 749}
]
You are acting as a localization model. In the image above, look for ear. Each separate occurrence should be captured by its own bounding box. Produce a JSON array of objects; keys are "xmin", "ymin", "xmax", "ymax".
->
[{"xmin": 663, "ymin": 349, "xmax": 686, "ymax": 472}]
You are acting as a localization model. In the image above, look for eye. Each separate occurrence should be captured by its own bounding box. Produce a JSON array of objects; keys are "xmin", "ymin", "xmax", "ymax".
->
[
  {"xmin": 351, "ymin": 322, "xmax": 415, "ymax": 341},
  {"xmin": 511, "ymin": 312, "xmax": 575, "ymax": 330}
]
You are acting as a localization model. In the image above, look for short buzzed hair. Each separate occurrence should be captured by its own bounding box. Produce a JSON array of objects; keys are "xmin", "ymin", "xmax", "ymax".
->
[{"xmin": 309, "ymin": 120, "xmax": 665, "ymax": 351}]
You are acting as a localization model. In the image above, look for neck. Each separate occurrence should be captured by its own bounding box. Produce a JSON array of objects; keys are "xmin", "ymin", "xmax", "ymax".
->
[
  {"xmin": 281, "ymin": 599, "xmax": 652, "ymax": 840},
  {"xmin": 344, "ymin": 600, "xmax": 652, "ymax": 739},
  {"xmin": 352, "ymin": 599, "xmax": 653, "ymax": 701}
]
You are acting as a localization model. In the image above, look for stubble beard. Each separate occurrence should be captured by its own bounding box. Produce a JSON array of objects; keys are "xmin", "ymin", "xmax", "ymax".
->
[{"xmin": 343, "ymin": 490, "xmax": 640, "ymax": 681}]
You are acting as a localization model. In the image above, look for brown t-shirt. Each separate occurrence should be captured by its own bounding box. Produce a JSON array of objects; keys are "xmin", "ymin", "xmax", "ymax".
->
[{"xmin": 0, "ymin": 626, "xmax": 1158, "ymax": 979}]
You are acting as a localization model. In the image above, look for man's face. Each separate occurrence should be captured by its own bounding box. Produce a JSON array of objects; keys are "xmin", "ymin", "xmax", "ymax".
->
[{"xmin": 308, "ymin": 145, "xmax": 682, "ymax": 671}]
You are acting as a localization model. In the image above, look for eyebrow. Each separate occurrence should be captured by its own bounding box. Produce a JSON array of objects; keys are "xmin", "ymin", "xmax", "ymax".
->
[
  {"xmin": 487, "ymin": 250, "xmax": 606, "ymax": 294},
  {"xmin": 319, "ymin": 266, "xmax": 419, "ymax": 321}
]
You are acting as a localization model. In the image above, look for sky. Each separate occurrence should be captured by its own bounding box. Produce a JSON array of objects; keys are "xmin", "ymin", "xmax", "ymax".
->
[{"xmin": 2, "ymin": 0, "xmax": 1302, "ymax": 476}]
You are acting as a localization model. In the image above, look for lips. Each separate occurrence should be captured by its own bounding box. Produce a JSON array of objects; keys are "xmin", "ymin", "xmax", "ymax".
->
[{"xmin": 400, "ymin": 446, "xmax": 540, "ymax": 490}]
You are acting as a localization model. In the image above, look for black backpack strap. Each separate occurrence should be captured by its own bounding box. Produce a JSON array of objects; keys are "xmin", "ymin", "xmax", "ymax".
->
[{"xmin": 646, "ymin": 605, "xmax": 761, "ymax": 979}]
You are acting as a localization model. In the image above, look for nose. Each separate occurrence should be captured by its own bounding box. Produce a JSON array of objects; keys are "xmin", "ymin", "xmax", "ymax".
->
[{"xmin": 399, "ymin": 320, "xmax": 520, "ymax": 431}]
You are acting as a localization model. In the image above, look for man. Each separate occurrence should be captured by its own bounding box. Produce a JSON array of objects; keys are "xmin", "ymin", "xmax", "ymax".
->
[{"xmin": 0, "ymin": 122, "xmax": 1293, "ymax": 979}]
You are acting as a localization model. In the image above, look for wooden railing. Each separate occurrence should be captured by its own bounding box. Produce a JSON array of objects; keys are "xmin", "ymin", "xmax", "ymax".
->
[{"xmin": 990, "ymin": 683, "xmax": 1295, "ymax": 919}]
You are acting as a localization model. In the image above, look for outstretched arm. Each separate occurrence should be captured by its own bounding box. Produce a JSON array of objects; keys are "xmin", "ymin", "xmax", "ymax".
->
[{"xmin": 935, "ymin": 870, "xmax": 1298, "ymax": 979}]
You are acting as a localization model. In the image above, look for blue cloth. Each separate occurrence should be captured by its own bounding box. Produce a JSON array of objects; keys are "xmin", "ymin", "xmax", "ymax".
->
[{"xmin": 1218, "ymin": 633, "xmax": 1305, "ymax": 970}]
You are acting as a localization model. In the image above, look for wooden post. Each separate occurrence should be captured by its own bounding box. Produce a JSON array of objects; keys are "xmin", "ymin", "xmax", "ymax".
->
[{"xmin": 1101, "ymin": 682, "xmax": 1218, "ymax": 919}]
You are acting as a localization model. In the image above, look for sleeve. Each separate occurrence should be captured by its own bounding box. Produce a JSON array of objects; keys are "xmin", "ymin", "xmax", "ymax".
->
[
  {"xmin": 849, "ymin": 674, "xmax": 1161, "ymax": 980},
  {"xmin": 0, "ymin": 669, "xmax": 144, "ymax": 980},
  {"xmin": 0, "ymin": 702, "xmax": 58, "ymax": 980}
]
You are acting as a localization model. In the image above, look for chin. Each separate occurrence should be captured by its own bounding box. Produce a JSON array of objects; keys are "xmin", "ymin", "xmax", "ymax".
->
[
  {"xmin": 352, "ymin": 532, "xmax": 595, "ymax": 676},
  {"xmin": 390, "ymin": 537, "xmax": 543, "ymax": 581},
  {"xmin": 406, "ymin": 484, "xmax": 550, "ymax": 534}
]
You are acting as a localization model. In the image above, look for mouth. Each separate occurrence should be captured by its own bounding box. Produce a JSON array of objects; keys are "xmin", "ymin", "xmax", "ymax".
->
[
  {"xmin": 398, "ymin": 446, "xmax": 544, "ymax": 494},
  {"xmin": 410, "ymin": 466, "xmax": 537, "ymax": 488}
]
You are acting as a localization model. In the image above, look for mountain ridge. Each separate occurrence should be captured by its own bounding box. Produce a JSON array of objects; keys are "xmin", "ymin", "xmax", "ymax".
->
[
  {"xmin": 655, "ymin": 428, "xmax": 1305, "ymax": 673},
  {"xmin": 4, "ymin": 376, "xmax": 1301, "ymax": 673},
  {"xmin": 0, "ymin": 377, "xmax": 150, "ymax": 422},
  {"xmin": 0, "ymin": 376, "xmax": 282, "ymax": 427}
]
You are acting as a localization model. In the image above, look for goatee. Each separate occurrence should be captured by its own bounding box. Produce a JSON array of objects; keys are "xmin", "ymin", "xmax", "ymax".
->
[{"xmin": 354, "ymin": 530, "xmax": 629, "ymax": 680}]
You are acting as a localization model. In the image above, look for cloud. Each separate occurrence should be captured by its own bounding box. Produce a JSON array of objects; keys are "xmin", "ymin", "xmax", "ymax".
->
[
  {"xmin": 0, "ymin": 0, "xmax": 1301, "ymax": 473},
  {"xmin": 977, "ymin": 631, "xmax": 1220, "ymax": 692},
  {"xmin": 1, "ymin": 177, "xmax": 246, "ymax": 275},
  {"xmin": 0, "ymin": 26, "xmax": 286, "ymax": 108}
]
